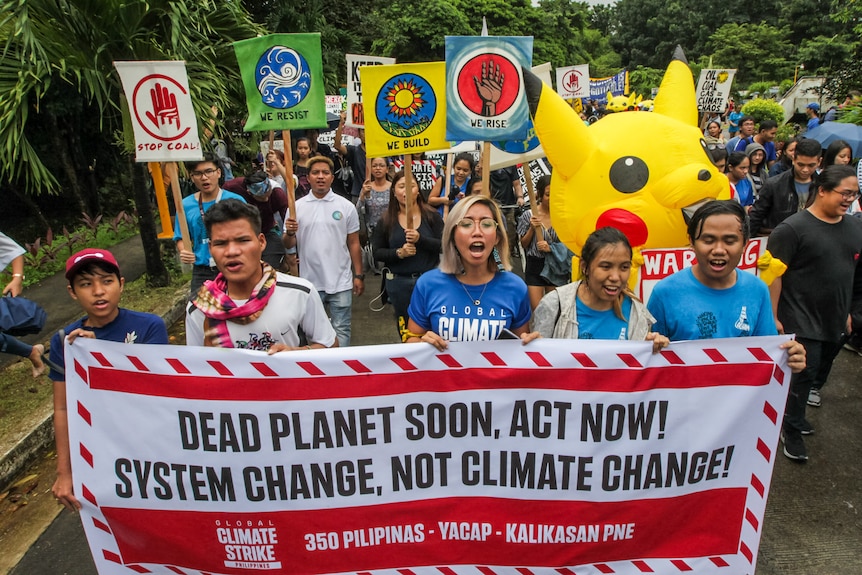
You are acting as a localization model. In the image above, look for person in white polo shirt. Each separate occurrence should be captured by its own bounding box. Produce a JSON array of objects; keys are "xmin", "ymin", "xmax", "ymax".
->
[{"xmin": 283, "ymin": 155, "xmax": 364, "ymax": 347}]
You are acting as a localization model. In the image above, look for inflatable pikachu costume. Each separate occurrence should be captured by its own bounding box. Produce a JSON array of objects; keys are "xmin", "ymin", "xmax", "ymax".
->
[{"xmin": 524, "ymin": 47, "xmax": 731, "ymax": 280}]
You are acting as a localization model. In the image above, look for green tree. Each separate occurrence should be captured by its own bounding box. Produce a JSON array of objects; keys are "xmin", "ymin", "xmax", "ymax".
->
[
  {"xmin": 371, "ymin": 0, "xmax": 472, "ymax": 62},
  {"xmin": 740, "ymin": 98, "xmax": 785, "ymax": 125},
  {"xmin": 628, "ymin": 66, "xmax": 663, "ymax": 98},
  {"xmin": 796, "ymin": 35, "xmax": 858, "ymax": 77},
  {"xmin": 0, "ymin": 0, "xmax": 262, "ymax": 286},
  {"xmin": 706, "ymin": 23, "xmax": 793, "ymax": 85},
  {"xmin": 251, "ymin": 0, "xmax": 377, "ymax": 90},
  {"xmin": 611, "ymin": 0, "xmax": 733, "ymax": 68}
]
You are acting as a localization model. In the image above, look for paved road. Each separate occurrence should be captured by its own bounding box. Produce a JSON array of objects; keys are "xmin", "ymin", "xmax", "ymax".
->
[{"xmin": 7, "ymin": 279, "xmax": 862, "ymax": 574}]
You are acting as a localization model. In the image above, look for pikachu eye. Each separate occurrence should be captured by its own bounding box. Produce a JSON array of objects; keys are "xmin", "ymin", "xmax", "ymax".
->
[{"xmin": 609, "ymin": 156, "xmax": 649, "ymax": 194}]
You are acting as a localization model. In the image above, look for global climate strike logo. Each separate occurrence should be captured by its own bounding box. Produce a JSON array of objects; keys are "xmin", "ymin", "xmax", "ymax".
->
[
  {"xmin": 255, "ymin": 46, "xmax": 312, "ymax": 109},
  {"xmin": 375, "ymin": 74, "xmax": 437, "ymax": 138}
]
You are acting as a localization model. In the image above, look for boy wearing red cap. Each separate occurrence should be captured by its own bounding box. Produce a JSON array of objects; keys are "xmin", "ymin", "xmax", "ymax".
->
[{"xmin": 48, "ymin": 248, "xmax": 168, "ymax": 511}]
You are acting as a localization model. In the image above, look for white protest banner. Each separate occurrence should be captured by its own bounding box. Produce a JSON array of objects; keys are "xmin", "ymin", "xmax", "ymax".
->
[
  {"xmin": 114, "ymin": 61, "xmax": 203, "ymax": 162},
  {"xmin": 67, "ymin": 336, "xmax": 789, "ymax": 574},
  {"xmin": 346, "ymin": 54, "xmax": 396, "ymax": 128},
  {"xmin": 696, "ymin": 69, "xmax": 737, "ymax": 114},
  {"xmin": 636, "ymin": 237, "xmax": 767, "ymax": 303},
  {"xmin": 556, "ymin": 64, "xmax": 590, "ymax": 100}
]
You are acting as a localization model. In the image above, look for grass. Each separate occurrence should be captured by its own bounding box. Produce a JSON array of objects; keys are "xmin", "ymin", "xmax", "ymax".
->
[{"xmin": 0, "ymin": 273, "xmax": 189, "ymax": 439}]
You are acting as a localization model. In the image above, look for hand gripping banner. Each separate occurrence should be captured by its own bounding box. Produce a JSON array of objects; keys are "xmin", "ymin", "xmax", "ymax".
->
[{"xmin": 65, "ymin": 336, "xmax": 791, "ymax": 574}]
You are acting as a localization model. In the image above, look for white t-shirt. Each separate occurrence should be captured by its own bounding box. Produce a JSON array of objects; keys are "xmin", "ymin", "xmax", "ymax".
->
[
  {"xmin": 185, "ymin": 272, "xmax": 336, "ymax": 350},
  {"xmin": 292, "ymin": 190, "xmax": 360, "ymax": 294},
  {"xmin": 0, "ymin": 232, "xmax": 25, "ymax": 271}
]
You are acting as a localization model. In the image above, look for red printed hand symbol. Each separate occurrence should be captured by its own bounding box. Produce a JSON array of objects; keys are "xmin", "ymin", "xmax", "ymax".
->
[
  {"xmin": 473, "ymin": 59, "xmax": 504, "ymax": 117},
  {"xmin": 145, "ymin": 83, "xmax": 180, "ymax": 129}
]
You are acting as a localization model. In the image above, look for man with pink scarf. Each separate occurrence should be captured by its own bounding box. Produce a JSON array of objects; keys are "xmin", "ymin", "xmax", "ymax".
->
[{"xmin": 185, "ymin": 199, "xmax": 336, "ymax": 352}]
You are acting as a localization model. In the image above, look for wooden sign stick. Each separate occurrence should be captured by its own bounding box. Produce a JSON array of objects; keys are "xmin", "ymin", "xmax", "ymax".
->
[
  {"xmin": 404, "ymin": 153, "xmax": 415, "ymax": 230},
  {"xmin": 281, "ymin": 130, "xmax": 297, "ymax": 220},
  {"xmin": 481, "ymin": 141, "xmax": 492, "ymax": 198},
  {"xmin": 523, "ymin": 167, "xmax": 543, "ymax": 237},
  {"xmin": 443, "ymin": 152, "xmax": 454, "ymax": 219},
  {"xmin": 148, "ymin": 162, "xmax": 174, "ymax": 238},
  {"xmin": 165, "ymin": 162, "xmax": 190, "ymax": 249}
]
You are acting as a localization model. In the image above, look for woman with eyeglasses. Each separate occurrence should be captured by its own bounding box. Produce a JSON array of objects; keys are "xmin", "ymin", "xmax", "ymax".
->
[
  {"xmin": 371, "ymin": 170, "xmax": 442, "ymax": 337},
  {"xmin": 405, "ymin": 195, "xmax": 538, "ymax": 350}
]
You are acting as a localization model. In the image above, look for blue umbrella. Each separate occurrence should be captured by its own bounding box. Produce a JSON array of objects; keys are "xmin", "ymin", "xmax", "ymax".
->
[{"xmin": 805, "ymin": 122, "xmax": 862, "ymax": 158}]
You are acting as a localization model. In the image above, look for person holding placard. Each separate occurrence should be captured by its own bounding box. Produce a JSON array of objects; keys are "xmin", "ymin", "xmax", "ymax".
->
[
  {"xmin": 428, "ymin": 152, "xmax": 475, "ymax": 216},
  {"xmin": 371, "ymin": 170, "xmax": 443, "ymax": 337},
  {"xmin": 517, "ymin": 175, "xmax": 565, "ymax": 310},
  {"xmin": 50, "ymin": 249, "xmax": 168, "ymax": 510},
  {"xmin": 283, "ymin": 155, "xmax": 363, "ymax": 347},
  {"xmin": 175, "ymin": 153, "xmax": 247, "ymax": 296},
  {"xmin": 404, "ymin": 195, "xmax": 538, "ymax": 350}
]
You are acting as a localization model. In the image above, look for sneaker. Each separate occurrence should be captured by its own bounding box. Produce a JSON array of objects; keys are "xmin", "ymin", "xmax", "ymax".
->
[
  {"xmin": 844, "ymin": 341, "xmax": 862, "ymax": 357},
  {"xmin": 781, "ymin": 431, "xmax": 808, "ymax": 461},
  {"xmin": 799, "ymin": 419, "xmax": 815, "ymax": 435},
  {"xmin": 807, "ymin": 388, "xmax": 822, "ymax": 407}
]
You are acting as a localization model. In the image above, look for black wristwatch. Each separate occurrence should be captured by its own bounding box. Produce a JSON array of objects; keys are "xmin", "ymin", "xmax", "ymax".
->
[{"xmin": 353, "ymin": 273, "xmax": 365, "ymax": 280}]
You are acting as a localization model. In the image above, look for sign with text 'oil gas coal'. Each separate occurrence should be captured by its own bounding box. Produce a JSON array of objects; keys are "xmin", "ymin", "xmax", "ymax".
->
[
  {"xmin": 114, "ymin": 61, "xmax": 203, "ymax": 162},
  {"xmin": 696, "ymin": 69, "xmax": 737, "ymax": 113},
  {"xmin": 67, "ymin": 337, "xmax": 789, "ymax": 574}
]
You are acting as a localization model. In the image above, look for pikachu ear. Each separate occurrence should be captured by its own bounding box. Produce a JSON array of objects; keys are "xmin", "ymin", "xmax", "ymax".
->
[
  {"xmin": 653, "ymin": 45, "xmax": 699, "ymax": 127},
  {"xmin": 524, "ymin": 67, "xmax": 594, "ymax": 179}
]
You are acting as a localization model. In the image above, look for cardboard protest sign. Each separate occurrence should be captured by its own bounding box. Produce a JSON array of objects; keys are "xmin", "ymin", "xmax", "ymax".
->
[
  {"xmin": 346, "ymin": 54, "xmax": 395, "ymax": 127},
  {"xmin": 68, "ymin": 336, "xmax": 788, "ymax": 574},
  {"xmin": 696, "ymin": 69, "xmax": 737, "ymax": 113},
  {"xmin": 445, "ymin": 36, "xmax": 533, "ymax": 142},
  {"xmin": 361, "ymin": 62, "xmax": 448, "ymax": 158},
  {"xmin": 556, "ymin": 64, "xmax": 590, "ymax": 100},
  {"xmin": 636, "ymin": 237, "xmax": 766, "ymax": 303},
  {"xmin": 114, "ymin": 61, "xmax": 202, "ymax": 162},
  {"xmin": 391, "ymin": 158, "xmax": 440, "ymax": 196},
  {"xmin": 233, "ymin": 34, "xmax": 325, "ymax": 131},
  {"xmin": 517, "ymin": 158, "xmax": 553, "ymax": 199}
]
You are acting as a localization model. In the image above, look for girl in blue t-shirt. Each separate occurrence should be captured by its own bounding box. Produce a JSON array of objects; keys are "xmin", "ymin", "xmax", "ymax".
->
[{"xmin": 428, "ymin": 152, "xmax": 475, "ymax": 216}]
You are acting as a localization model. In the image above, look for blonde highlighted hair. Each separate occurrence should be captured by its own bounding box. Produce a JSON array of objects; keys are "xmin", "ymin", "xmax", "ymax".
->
[{"xmin": 439, "ymin": 195, "xmax": 511, "ymax": 275}]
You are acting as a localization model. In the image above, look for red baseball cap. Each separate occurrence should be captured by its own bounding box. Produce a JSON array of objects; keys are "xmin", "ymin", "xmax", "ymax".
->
[{"xmin": 65, "ymin": 248, "xmax": 121, "ymax": 282}]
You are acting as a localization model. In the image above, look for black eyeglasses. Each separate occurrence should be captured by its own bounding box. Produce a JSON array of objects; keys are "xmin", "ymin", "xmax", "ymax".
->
[{"xmin": 707, "ymin": 144, "xmax": 726, "ymax": 151}]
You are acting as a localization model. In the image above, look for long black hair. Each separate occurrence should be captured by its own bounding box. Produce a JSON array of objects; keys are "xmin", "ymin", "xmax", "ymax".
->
[{"xmin": 381, "ymin": 170, "xmax": 437, "ymax": 235}]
